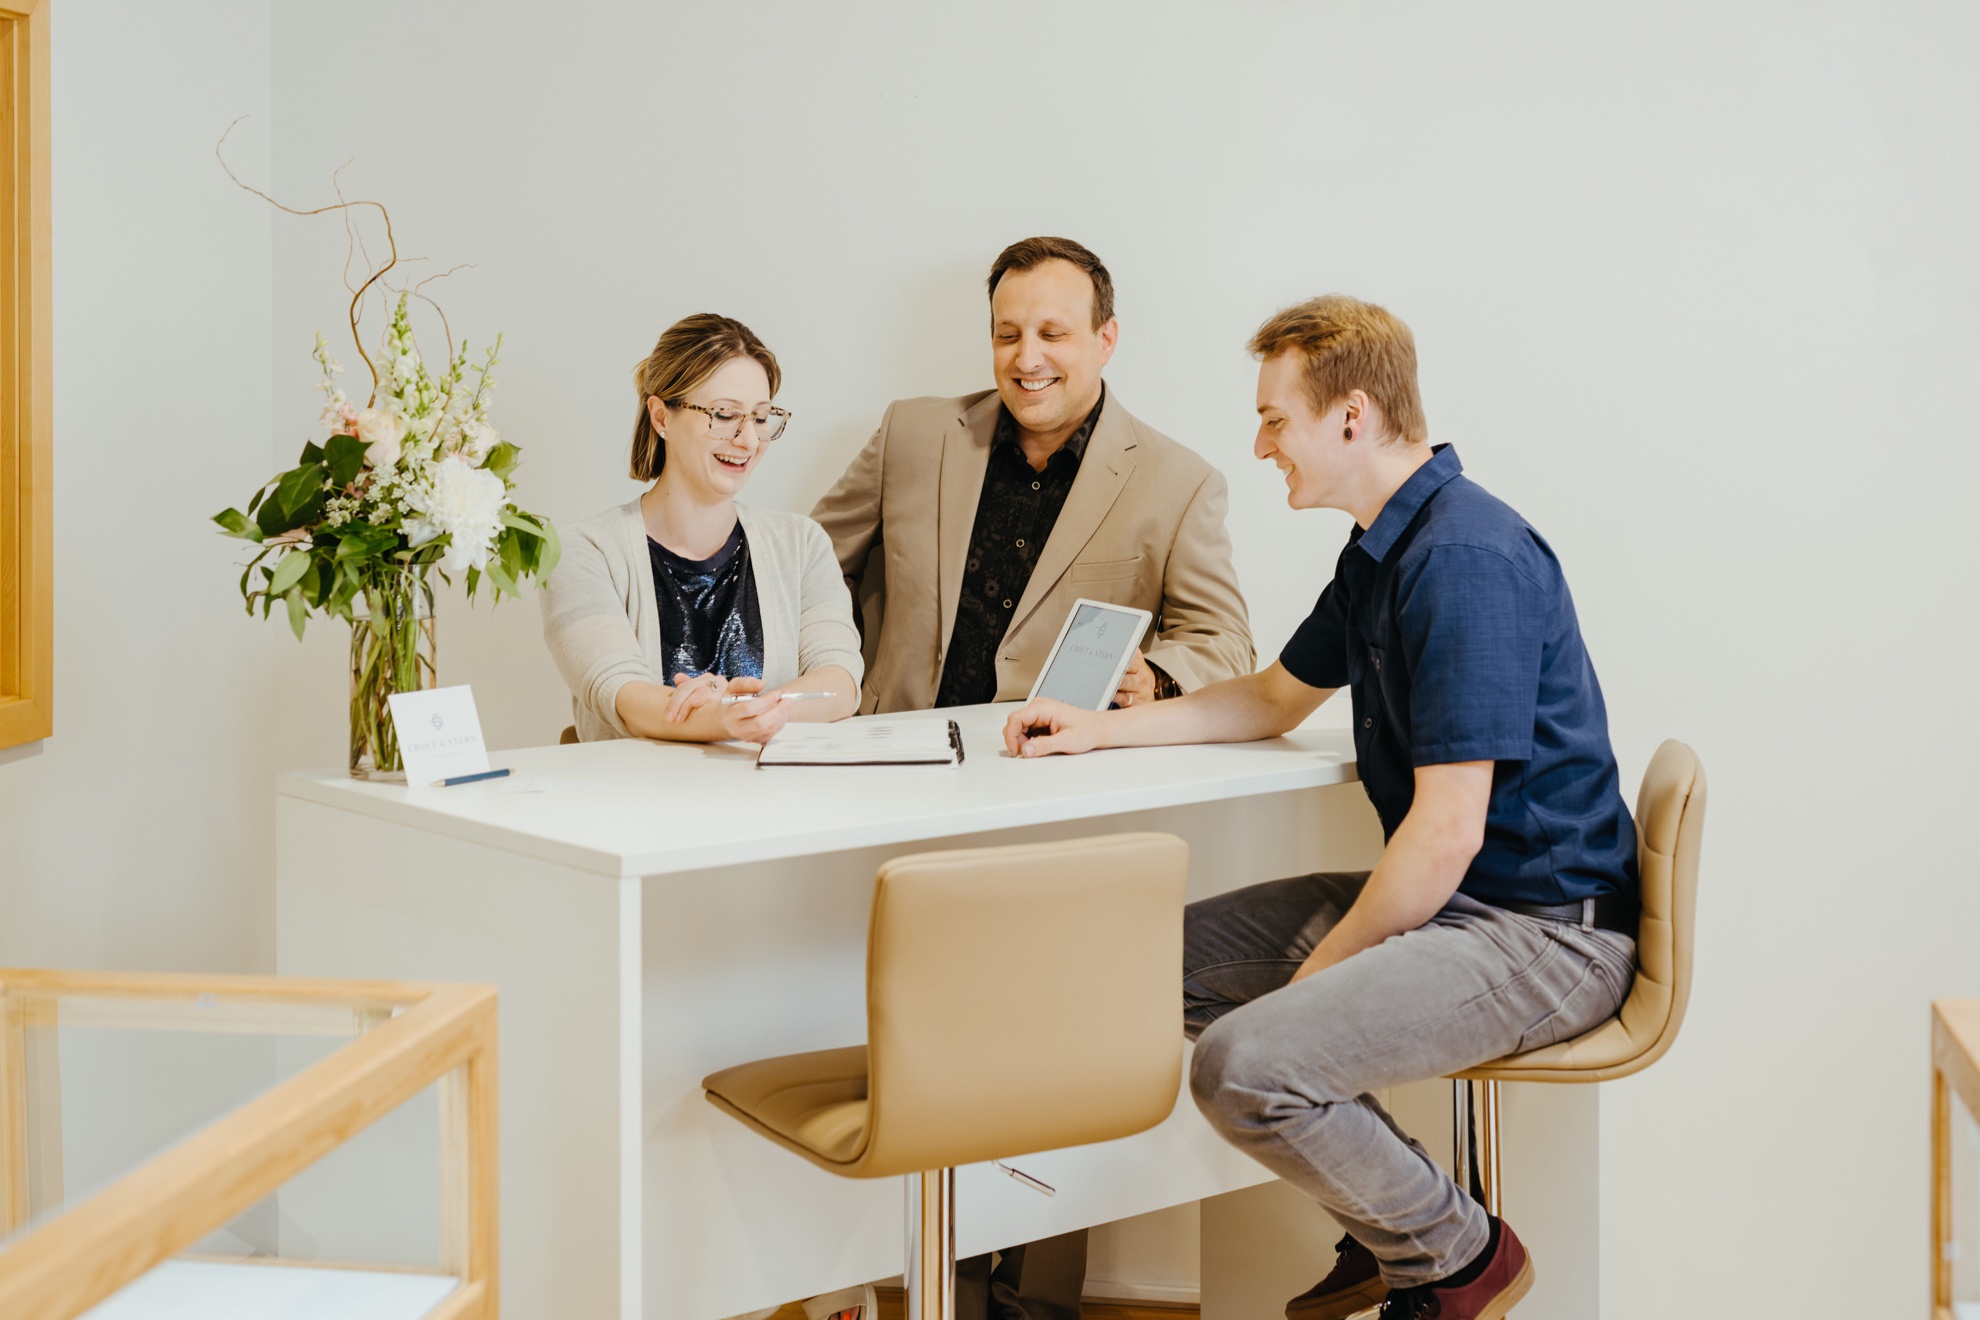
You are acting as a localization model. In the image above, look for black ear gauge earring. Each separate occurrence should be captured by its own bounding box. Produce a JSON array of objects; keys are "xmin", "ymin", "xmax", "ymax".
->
[{"xmin": 1343, "ymin": 426, "xmax": 1354, "ymax": 441}]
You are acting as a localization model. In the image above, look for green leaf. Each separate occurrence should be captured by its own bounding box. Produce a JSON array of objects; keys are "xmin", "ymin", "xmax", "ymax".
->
[
  {"xmin": 336, "ymin": 524, "xmax": 397, "ymax": 561},
  {"xmin": 256, "ymin": 493, "xmax": 291, "ymax": 538},
  {"xmin": 267, "ymin": 549, "xmax": 310, "ymax": 596},
  {"xmin": 324, "ymin": 433, "xmax": 368, "ymax": 488},
  {"xmin": 285, "ymin": 587, "xmax": 309, "ymax": 640},
  {"xmin": 535, "ymin": 521, "xmax": 561, "ymax": 579},
  {"xmin": 299, "ymin": 440, "xmax": 325, "ymax": 465},
  {"xmin": 482, "ymin": 441, "xmax": 521, "ymax": 482},
  {"xmin": 300, "ymin": 556, "xmax": 328, "ymax": 608},
  {"xmin": 247, "ymin": 487, "xmax": 267, "ymax": 515},
  {"xmin": 275, "ymin": 464, "xmax": 326, "ymax": 519},
  {"xmin": 212, "ymin": 508, "xmax": 262, "ymax": 540},
  {"xmin": 465, "ymin": 565, "xmax": 481, "ymax": 600},
  {"xmin": 485, "ymin": 561, "xmax": 519, "ymax": 598}
]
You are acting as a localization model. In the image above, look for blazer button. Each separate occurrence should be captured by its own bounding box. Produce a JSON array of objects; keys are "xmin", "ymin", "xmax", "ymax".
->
[
  {"xmin": 1003, "ymin": 599, "xmax": 1013, "ymax": 609},
  {"xmin": 1363, "ymin": 717, "xmax": 1374, "ymax": 729}
]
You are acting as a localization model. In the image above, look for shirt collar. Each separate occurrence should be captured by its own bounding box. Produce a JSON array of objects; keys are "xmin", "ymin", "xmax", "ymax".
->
[
  {"xmin": 1354, "ymin": 443, "xmax": 1463, "ymax": 563},
  {"xmin": 993, "ymin": 383, "xmax": 1106, "ymax": 464}
]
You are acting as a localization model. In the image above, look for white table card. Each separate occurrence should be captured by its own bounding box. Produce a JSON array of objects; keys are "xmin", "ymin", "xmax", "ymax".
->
[{"xmin": 386, "ymin": 685, "xmax": 491, "ymax": 786}]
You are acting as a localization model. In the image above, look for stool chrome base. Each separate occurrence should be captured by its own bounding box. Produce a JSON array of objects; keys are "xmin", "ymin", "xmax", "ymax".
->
[
  {"xmin": 1451, "ymin": 1077, "xmax": 1503, "ymax": 1216},
  {"xmin": 904, "ymin": 1167, "xmax": 956, "ymax": 1320}
]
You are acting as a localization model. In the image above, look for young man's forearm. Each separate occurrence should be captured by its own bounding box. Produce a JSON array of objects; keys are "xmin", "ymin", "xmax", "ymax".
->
[{"xmin": 1099, "ymin": 662, "xmax": 1331, "ymax": 748}]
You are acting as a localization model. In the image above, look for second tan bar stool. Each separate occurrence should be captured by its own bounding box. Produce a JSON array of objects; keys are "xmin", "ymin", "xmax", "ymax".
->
[
  {"xmin": 1450, "ymin": 738, "xmax": 1708, "ymax": 1216},
  {"xmin": 704, "ymin": 832, "xmax": 1189, "ymax": 1320}
]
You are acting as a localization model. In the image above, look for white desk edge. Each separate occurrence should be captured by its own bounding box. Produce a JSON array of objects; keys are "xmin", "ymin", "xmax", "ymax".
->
[{"xmin": 274, "ymin": 707, "xmax": 1362, "ymax": 879}]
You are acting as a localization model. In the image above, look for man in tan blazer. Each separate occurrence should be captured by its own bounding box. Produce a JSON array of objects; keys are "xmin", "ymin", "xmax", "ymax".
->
[
  {"xmin": 812, "ymin": 237, "xmax": 1253, "ymax": 1319},
  {"xmin": 814, "ymin": 236, "xmax": 1254, "ymax": 720}
]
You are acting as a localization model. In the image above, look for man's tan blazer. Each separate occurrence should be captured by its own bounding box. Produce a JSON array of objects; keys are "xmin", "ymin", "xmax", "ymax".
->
[{"xmin": 812, "ymin": 388, "xmax": 1254, "ymax": 714}]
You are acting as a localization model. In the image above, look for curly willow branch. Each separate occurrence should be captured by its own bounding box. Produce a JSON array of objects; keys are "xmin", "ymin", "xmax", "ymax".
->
[
  {"xmin": 215, "ymin": 116, "xmax": 398, "ymax": 405},
  {"xmin": 393, "ymin": 262, "xmax": 474, "ymax": 367}
]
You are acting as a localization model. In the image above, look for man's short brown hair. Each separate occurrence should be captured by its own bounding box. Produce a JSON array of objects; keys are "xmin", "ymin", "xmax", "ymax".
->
[
  {"xmin": 1248, "ymin": 295, "xmax": 1428, "ymax": 445},
  {"xmin": 986, "ymin": 236, "xmax": 1115, "ymax": 329}
]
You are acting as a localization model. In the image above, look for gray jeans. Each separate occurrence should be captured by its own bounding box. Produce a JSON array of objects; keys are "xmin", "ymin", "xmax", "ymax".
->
[{"xmin": 1185, "ymin": 873, "xmax": 1635, "ymax": 1286}]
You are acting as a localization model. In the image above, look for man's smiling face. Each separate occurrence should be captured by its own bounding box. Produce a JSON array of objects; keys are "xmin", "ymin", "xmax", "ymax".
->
[{"xmin": 990, "ymin": 258, "xmax": 1117, "ymax": 441}]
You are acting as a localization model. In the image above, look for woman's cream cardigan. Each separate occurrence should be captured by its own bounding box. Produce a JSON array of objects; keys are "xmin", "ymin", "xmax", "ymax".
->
[{"xmin": 539, "ymin": 499, "xmax": 863, "ymax": 742}]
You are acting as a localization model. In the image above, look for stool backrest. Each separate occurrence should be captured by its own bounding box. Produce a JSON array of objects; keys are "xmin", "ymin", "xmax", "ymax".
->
[
  {"xmin": 1614, "ymin": 737, "xmax": 1706, "ymax": 1074},
  {"xmin": 1461, "ymin": 737, "xmax": 1707, "ymax": 1083},
  {"xmin": 859, "ymin": 832, "xmax": 1187, "ymax": 1177}
]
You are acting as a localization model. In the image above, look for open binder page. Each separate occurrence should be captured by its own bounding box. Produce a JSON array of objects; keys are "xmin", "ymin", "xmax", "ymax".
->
[{"xmin": 755, "ymin": 718, "xmax": 964, "ymax": 768}]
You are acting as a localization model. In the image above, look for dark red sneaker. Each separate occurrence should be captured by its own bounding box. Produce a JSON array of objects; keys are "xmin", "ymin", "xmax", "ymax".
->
[
  {"xmin": 1286, "ymin": 1233, "xmax": 1390, "ymax": 1319},
  {"xmin": 1377, "ymin": 1220, "xmax": 1534, "ymax": 1319}
]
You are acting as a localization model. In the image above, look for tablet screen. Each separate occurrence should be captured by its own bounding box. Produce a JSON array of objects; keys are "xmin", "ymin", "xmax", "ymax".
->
[{"xmin": 1033, "ymin": 601, "xmax": 1149, "ymax": 710}]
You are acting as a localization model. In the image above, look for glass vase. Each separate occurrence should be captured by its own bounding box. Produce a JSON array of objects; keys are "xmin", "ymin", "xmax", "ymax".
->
[{"xmin": 348, "ymin": 569, "xmax": 437, "ymax": 779}]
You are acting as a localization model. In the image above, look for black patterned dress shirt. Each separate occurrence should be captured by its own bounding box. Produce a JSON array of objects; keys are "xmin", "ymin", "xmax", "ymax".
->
[{"xmin": 934, "ymin": 390, "xmax": 1107, "ymax": 708}]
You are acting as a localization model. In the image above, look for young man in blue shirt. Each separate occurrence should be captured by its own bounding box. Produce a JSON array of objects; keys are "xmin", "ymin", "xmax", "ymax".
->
[{"xmin": 1001, "ymin": 295, "xmax": 1639, "ymax": 1320}]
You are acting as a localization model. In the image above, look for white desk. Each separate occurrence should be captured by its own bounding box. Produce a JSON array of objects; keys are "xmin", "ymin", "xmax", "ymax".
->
[{"xmin": 273, "ymin": 704, "xmax": 1395, "ymax": 1319}]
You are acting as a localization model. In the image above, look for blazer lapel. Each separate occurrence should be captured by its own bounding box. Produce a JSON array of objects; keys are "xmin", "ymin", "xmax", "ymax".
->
[
  {"xmin": 936, "ymin": 394, "xmax": 1000, "ymax": 656},
  {"xmin": 1011, "ymin": 392, "xmax": 1138, "ymax": 633}
]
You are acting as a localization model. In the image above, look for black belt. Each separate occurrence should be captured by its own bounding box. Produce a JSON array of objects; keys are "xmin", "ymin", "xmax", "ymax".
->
[{"xmin": 1495, "ymin": 893, "xmax": 1638, "ymax": 935}]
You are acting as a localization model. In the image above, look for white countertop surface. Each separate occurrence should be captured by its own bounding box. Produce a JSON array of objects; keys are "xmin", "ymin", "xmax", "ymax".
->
[{"xmin": 278, "ymin": 703, "xmax": 1360, "ymax": 879}]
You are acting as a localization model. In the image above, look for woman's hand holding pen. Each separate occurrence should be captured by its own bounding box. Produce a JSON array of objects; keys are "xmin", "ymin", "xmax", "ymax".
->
[
  {"xmin": 666, "ymin": 671, "xmax": 791, "ymax": 745},
  {"xmin": 716, "ymin": 677, "xmax": 792, "ymax": 744}
]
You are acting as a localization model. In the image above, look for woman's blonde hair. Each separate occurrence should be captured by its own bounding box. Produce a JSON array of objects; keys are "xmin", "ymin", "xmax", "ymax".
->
[
  {"xmin": 1248, "ymin": 295, "xmax": 1428, "ymax": 445},
  {"xmin": 629, "ymin": 314, "xmax": 782, "ymax": 481}
]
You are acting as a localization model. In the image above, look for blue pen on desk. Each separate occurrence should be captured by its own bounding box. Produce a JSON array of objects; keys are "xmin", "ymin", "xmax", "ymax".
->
[{"xmin": 433, "ymin": 767, "xmax": 513, "ymax": 788}]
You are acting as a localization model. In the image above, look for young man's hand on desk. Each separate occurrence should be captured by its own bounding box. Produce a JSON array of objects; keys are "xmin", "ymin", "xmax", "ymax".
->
[{"xmin": 1003, "ymin": 661, "xmax": 1337, "ymax": 758}]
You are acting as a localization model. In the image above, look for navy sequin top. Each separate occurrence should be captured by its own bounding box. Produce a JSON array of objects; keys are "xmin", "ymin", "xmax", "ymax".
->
[{"xmin": 647, "ymin": 522, "xmax": 765, "ymax": 681}]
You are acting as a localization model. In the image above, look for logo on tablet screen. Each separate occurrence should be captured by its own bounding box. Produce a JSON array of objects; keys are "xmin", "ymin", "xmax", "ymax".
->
[{"xmin": 1095, "ymin": 621, "xmax": 1109, "ymax": 639}]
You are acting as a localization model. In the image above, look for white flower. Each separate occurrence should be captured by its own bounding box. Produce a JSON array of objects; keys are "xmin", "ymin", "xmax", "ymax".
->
[
  {"xmin": 319, "ymin": 397, "xmax": 358, "ymax": 436},
  {"xmin": 460, "ymin": 419, "xmax": 500, "ymax": 462},
  {"xmin": 404, "ymin": 455, "xmax": 506, "ymax": 574},
  {"xmin": 356, "ymin": 408, "xmax": 405, "ymax": 469}
]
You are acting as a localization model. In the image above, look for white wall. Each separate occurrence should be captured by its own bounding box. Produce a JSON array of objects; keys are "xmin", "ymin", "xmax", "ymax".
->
[
  {"xmin": 5, "ymin": 2, "xmax": 1976, "ymax": 1315},
  {"xmin": 262, "ymin": 5, "xmax": 1980, "ymax": 1314},
  {"xmin": 0, "ymin": 1, "xmax": 278, "ymax": 973}
]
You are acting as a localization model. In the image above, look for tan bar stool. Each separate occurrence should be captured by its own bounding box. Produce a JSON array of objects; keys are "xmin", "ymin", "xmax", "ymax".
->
[
  {"xmin": 703, "ymin": 832, "xmax": 1189, "ymax": 1320},
  {"xmin": 1451, "ymin": 739, "xmax": 1708, "ymax": 1215}
]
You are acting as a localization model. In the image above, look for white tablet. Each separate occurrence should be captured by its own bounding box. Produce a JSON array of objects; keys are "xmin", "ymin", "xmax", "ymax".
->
[{"xmin": 1027, "ymin": 598, "xmax": 1155, "ymax": 711}]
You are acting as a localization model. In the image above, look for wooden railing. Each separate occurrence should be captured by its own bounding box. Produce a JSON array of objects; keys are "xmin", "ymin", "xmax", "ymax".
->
[{"xmin": 0, "ymin": 969, "xmax": 498, "ymax": 1319}]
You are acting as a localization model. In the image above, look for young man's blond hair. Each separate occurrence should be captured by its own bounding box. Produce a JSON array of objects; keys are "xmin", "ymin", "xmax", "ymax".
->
[{"xmin": 1249, "ymin": 295, "xmax": 1429, "ymax": 445}]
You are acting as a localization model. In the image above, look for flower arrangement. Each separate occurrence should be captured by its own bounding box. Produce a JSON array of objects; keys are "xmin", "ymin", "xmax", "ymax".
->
[{"xmin": 212, "ymin": 129, "xmax": 558, "ymax": 776}]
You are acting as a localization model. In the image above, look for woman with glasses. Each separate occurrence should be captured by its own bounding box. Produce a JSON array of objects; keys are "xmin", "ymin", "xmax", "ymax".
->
[{"xmin": 541, "ymin": 313, "xmax": 861, "ymax": 745}]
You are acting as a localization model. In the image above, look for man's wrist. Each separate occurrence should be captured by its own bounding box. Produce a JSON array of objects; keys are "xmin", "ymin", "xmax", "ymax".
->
[{"xmin": 1146, "ymin": 660, "xmax": 1183, "ymax": 701}]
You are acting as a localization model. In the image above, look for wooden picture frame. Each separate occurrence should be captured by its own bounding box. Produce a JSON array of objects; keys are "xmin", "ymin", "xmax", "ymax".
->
[
  {"xmin": 0, "ymin": 0, "xmax": 52, "ymax": 750},
  {"xmin": 1932, "ymin": 1000, "xmax": 1980, "ymax": 1319}
]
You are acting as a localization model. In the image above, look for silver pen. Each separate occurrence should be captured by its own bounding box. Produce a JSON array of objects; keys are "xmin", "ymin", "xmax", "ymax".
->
[{"xmin": 717, "ymin": 691, "xmax": 833, "ymax": 705}]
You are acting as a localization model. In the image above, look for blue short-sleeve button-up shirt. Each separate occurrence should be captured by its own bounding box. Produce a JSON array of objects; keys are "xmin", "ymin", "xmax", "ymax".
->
[{"xmin": 1280, "ymin": 445, "xmax": 1637, "ymax": 906}]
